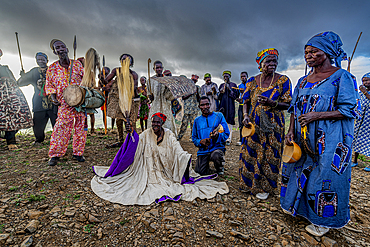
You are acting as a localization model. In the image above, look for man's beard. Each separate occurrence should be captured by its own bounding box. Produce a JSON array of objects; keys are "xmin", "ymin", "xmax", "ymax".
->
[{"xmin": 58, "ymin": 52, "xmax": 68, "ymax": 60}]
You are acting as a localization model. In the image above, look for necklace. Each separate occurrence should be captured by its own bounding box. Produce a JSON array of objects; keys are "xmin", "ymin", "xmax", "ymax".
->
[{"xmin": 259, "ymin": 72, "xmax": 275, "ymax": 88}]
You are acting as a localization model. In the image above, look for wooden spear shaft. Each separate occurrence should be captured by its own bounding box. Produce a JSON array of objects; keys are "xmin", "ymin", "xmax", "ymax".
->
[
  {"xmin": 15, "ymin": 32, "xmax": 24, "ymax": 73},
  {"xmin": 347, "ymin": 32, "xmax": 362, "ymax": 72},
  {"xmin": 69, "ymin": 35, "xmax": 77, "ymax": 84}
]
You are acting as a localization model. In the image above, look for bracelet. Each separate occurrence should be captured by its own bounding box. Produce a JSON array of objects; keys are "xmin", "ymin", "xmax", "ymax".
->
[
  {"xmin": 271, "ymin": 101, "xmax": 278, "ymax": 108},
  {"xmin": 243, "ymin": 113, "xmax": 248, "ymax": 117}
]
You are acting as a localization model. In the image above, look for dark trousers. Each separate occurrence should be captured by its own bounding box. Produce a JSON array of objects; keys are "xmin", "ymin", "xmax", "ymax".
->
[
  {"xmin": 33, "ymin": 110, "xmax": 58, "ymax": 143},
  {"xmin": 238, "ymin": 105, "xmax": 244, "ymax": 142},
  {"xmin": 195, "ymin": 149, "xmax": 225, "ymax": 175},
  {"xmin": 4, "ymin": 131, "xmax": 17, "ymax": 145}
]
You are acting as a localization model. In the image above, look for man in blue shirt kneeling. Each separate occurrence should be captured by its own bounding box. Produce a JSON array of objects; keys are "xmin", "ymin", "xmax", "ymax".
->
[{"xmin": 192, "ymin": 96, "xmax": 230, "ymax": 176}]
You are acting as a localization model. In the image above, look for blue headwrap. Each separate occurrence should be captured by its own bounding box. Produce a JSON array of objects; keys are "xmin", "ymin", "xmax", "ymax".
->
[
  {"xmin": 362, "ymin": 73, "xmax": 370, "ymax": 80},
  {"xmin": 305, "ymin": 31, "xmax": 347, "ymax": 68},
  {"xmin": 35, "ymin": 52, "xmax": 48, "ymax": 61}
]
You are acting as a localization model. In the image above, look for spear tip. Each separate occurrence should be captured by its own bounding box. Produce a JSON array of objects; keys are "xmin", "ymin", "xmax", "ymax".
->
[{"xmin": 73, "ymin": 35, "xmax": 77, "ymax": 50}]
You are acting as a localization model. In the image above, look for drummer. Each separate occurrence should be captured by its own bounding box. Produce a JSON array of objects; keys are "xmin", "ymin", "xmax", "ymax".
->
[
  {"xmin": 45, "ymin": 39, "xmax": 85, "ymax": 166},
  {"xmin": 102, "ymin": 54, "xmax": 139, "ymax": 148}
]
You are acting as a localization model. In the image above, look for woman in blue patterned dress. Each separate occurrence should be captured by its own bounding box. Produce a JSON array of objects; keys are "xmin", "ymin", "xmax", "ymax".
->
[
  {"xmin": 352, "ymin": 73, "xmax": 370, "ymax": 171},
  {"xmin": 281, "ymin": 31, "xmax": 359, "ymax": 237},
  {"xmin": 239, "ymin": 48, "xmax": 292, "ymax": 200}
]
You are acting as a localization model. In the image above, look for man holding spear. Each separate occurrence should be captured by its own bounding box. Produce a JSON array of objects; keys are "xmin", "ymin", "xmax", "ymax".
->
[
  {"xmin": 18, "ymin": 52, "xmax": 58, "ymax": 145},
  {"xmin": 45, "ymin": 39, "xmax": 85, "ymax": 166}
]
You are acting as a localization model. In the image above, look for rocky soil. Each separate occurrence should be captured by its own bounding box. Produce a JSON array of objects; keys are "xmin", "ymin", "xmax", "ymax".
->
[{"xmin": 0, "ymin": 128, "xmax": 369, "ymax": 247}]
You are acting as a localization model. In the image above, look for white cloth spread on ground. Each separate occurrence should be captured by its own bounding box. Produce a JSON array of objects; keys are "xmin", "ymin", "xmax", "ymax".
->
[{"xmin": 91, "ymin": 128, "xmax": 229, "ymax": 205}]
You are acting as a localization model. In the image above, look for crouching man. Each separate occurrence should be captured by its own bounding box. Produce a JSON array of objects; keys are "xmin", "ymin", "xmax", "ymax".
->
[{"xmin": 192, "ymin": 96, "xmax": 229, "ymax": 175}]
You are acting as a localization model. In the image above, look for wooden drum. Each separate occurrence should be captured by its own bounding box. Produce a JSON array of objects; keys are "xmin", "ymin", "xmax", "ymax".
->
[{"xmin": 63, "ymin": 85, "xmax": 85, "ymax": 107}]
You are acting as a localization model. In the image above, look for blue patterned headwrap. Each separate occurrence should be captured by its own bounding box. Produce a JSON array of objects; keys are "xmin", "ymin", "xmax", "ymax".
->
[
  {"xmin": 362, "ymin": 73, "xmax": 370, "ymax": 80},
  {"xmin": 35, "ymin": 52, "xmax": 48, "ymax": 61},
  {"xmin": 305, "ymin": 31, "xmax": 347, "ymax": 68}
]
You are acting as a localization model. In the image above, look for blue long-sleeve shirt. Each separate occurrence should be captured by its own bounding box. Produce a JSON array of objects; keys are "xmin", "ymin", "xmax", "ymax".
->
[{"xmin": 192, "ymin": 112, "xmax": 230, "ymax": 156}]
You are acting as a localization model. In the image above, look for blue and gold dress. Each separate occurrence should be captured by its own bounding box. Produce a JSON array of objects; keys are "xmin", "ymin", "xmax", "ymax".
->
[
  {"xmin": 239, "ymin": 75, "xmax": 292, "ymax": 195},
  {"xmin": 280, "ymin": 69, "xmax": 359, "ymax": 228}
]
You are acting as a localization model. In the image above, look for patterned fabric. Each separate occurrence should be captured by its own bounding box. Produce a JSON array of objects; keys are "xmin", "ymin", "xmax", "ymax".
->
[
  {"xmin": 152, "ymin": 112, "xmax": 167, "ymax": 123},
  {"xmin": 178, "ymin": 114, "xmax": 196, "ymax": 140},
  {"xmin": 163, "ymin": 70, "xmax": 172, "ymax": 76},
  {"xmin": 45, "ymin": 60, "xmax": 85, "ymax": 158},
  {"xmin": 280, "ymin": 69, "xmax": 359, "ymax": 228},
  {"xmin": 138, "ymin": 86, "xmax": 150, "ymax": 120},
  {"xmin": 256, "ymin": 48, "xmax": 279, "ymax": 71},
  {"xmin": 0, "ymin": 65, "xmax": 33, "ymax": 131},
  {"xmin": 305, "ymin": 31, "xmax": 347, "ymax": 68},
  {"xmin": 45, "ymin": 60, "xmax": 84, "ymax": 114},
  {"xmin": 48, "ymin": 110, "xmax": 87, "ymax": 157},
  {"xmin": 238, "ymin": 82, "xmax": 248, "ymax": 105},
  {"xmin": 177, "ymin": 86, "xmax": 200, "ymax": 140},
  {"xmin": 240, "ymin": 75, "xmax": 292, "ymax": 195},
  {"xmin": 353, "ymin": 90, "xmax": 370, "ymax": 156},
  {"xmin": 148, "ymin": 76, "xmax": 177, "ymax": 136},
  {"xmin": 362, "ymin": 73, "xmax": 370, "ymax": 80},
  {"xmin": 171, "ymin": 99, "xmax": 182, "ymax": 116},
  {"xmin": 183, "ymin": 85, "xmax": 200, "ymax": 115},
  {"xmin": 107, "ymin": 80, "xmax": 140, "ymax": 124},
  {"xmin": 191, "ymin": 74, "xmax": 199, "ymax": 80},
  {"xmin": 200, "ymin": 82, "xmax": 219, "ymax": 112}
]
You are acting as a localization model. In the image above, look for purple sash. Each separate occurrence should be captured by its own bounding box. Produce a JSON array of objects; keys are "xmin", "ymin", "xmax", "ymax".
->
[
  {"xmin": 155, "ymin": 159, "xmax": 218, "ymax": 204},
  {"xmin": 93, "ymin": 131, "xmax": 139, "ymax": 177}
]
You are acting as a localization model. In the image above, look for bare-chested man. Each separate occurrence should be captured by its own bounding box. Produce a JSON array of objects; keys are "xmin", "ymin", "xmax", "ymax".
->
[{"xmin": 102, "ymin": 54, "xmax": 139, "ymax": 148}]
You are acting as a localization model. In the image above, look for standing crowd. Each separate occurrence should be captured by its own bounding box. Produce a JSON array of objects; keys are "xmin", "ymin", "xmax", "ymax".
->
[{"xmin": 1, "ymin": 30, "xmax": 369, "ymax": 237}]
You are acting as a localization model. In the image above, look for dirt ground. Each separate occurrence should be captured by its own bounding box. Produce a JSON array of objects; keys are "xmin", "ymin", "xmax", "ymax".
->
[{"xmin": 0, "ymin": 127, "xmax": 369, "ymax": 247}]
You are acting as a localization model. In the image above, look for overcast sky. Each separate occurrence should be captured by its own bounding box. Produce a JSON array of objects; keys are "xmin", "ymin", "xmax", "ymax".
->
[{"xmin": 1, "ymin": 0, "xmax": 369, "ymax": 93}]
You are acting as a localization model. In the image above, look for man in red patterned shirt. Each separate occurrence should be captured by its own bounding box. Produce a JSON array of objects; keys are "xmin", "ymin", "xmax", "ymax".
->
[{"xmin": 45, "ymin": 39, "xmax": 86, "ymax": 166}]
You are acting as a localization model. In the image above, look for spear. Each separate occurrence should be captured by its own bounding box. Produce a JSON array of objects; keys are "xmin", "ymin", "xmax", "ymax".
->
[
  {"xmin": 102, "ymin": 55, "xmax": 107, "ymax": 134},
  {"xmin": 69, "ymin": 35, "xmax": 77, "ymax": 84},
  {"xmin": 347, "ymin": 32, "xmax": 362, "ymax": 72},
  {"xmin": 15, "ymin": 32, "xmax": 24, "ymax": 73}
]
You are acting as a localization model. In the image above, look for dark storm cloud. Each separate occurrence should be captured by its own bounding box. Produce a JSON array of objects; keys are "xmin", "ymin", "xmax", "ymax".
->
[{"xmin": 1, "ymin": 0, "xmax": 369, "ymax": 81}]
